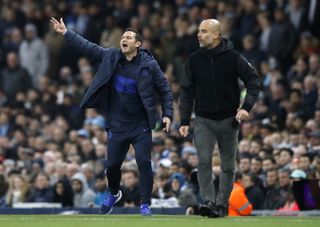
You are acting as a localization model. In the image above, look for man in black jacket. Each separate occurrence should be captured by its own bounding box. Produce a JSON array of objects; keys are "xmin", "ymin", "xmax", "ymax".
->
[{"xmin": 179, "ymin": 19, "xmax": 260, "ymax": 218}]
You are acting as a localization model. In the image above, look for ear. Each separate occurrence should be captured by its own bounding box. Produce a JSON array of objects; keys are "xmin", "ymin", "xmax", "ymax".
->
[
  {"xmin": 213, "ymin": 31, "xmax": 220, "ymax": 39},
  {"xmin": 135, "ymin": 41, "xmax": 142, "ymax": 48}
]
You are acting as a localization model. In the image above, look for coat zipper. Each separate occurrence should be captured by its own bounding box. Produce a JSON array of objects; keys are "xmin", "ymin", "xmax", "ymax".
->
[{"xmin": 210, "ymin": 58, "xmax": 218, "ymax": 114}]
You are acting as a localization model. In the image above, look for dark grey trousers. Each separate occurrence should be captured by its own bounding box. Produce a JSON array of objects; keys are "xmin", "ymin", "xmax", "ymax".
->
[{"xmin": 194, "ymin": 116, "xmax": 238, "ymax": 207}]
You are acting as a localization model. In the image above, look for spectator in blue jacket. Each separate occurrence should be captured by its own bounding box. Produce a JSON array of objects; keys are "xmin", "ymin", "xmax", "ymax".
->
[{"xmin": 50, "ymin": 17, "xmax": 173, "ymax": 216}]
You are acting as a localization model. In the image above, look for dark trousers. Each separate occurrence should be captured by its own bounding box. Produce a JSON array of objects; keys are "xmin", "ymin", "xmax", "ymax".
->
[{"xmin": 105, "ymin": 121, "xmax": 153, "ymax": 205}]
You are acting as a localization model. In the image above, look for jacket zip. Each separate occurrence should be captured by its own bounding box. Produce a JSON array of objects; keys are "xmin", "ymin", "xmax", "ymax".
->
[{"xmin": 210, "ymin": 57, "xmax": 218, "ymax": 114}]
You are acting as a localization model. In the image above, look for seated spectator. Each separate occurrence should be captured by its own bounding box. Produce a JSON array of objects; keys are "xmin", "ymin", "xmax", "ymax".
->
[
  {"xmin": 228, "ymin": 172, "xmax": 253, "ymax": 216},
  {"xmin": 263, "ymin": 169, "xmax": 282, "ymax": 209},
  {"xmin": 0, "ymin": 174, "xmax": 9, "ymax": 207},
  {"xmin": 242, "ymin": 173, "xmax": 265, "ymax": 210},
  {"xmin": 5, "ymin": 175, "xmax": 30, "ymax": 206},
  {"xmin": 26, "ymin": 172, "xmax": 54, "ymax": 203},
  {"xmin": 71, "ymin": 172, "xmax": 96, "ymax": 207},
  {"xmin": 53, "ymin": 179, "xmax": 74, "ymax": 207},
  {"xmin": 94, "ymin": 174, "xmax": 108, "ymax": 206},
  {"xmin": 120, "ymin": 169, "xmax": 140, "ymax": 207}
]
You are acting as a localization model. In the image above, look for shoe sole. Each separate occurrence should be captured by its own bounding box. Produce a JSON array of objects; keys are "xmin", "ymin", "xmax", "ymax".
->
[{"xmin": 101, "ymin": 191, "xmax": 123, "ymax": 215}]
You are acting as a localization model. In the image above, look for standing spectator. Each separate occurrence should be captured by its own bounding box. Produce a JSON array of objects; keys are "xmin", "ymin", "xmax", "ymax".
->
[
  {"xmin": 179, "ymin": 19, "xmax": 260, "ymax": 218},
  {"xmin": 301, "ymin": 0, "xmax": 320, "ymax": 38},
  {"xmin": 267, "ymin": 8, "xmax": 297, "ymax": 72},
  {"xmin": 50, "ymin": 17, "xmax": 173, "ymax": 216},
  {"xmin": 19, "ymin": 23, "xmax": 48, "ymax": 88},
  {"xmin": 0, "ymin": 52, "xmax": 32, "ymax": 100}
]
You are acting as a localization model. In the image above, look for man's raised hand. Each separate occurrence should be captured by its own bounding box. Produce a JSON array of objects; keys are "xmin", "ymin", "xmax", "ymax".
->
[{"xmin": 50, "ymin": 17, "xmax": 67, "ymax": 35}]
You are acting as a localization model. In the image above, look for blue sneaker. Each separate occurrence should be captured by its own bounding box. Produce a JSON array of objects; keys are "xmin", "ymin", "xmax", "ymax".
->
[
  {"xmin": 100, "ymin": 191, "xmax": 122, "ymax": 214},
  {"xmin": 140, "ymin": 204, "xmax": 152, "ymax": 216}
]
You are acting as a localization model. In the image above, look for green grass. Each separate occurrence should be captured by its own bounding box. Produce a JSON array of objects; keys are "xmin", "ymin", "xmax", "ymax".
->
[{"xmin": 0, "ymin": 215, "xmax": 319, "ymax": 227}]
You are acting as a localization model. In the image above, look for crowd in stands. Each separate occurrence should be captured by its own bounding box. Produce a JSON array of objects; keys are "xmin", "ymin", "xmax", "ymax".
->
[{"xmin": 0, "ymin": 0, "xmax": 320, "ymax": 212}]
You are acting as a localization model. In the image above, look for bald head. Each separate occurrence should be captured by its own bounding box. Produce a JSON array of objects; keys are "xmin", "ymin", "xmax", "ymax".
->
[
  {"xmin": 198, "ymin": 19, "xmax": 222, "ymax": 49},
  {"xmin": 201, "ymin": 19, "xmax": 221, "ymax": 34}
]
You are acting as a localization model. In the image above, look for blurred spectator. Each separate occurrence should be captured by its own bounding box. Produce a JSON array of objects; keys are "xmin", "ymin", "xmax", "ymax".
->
[
  {"xmin": 0, "ymin": 174, "xmax": 9, "ymax": 207},
  {"xmin": 0, "ymin": 51, "xmax": 32, "ymax": 100},
  {"xmin": 263, "ymin": 169, "xmax": 282, "ymax": 209},
  {"xmin": 26, "ymin": 172, "xmax": 54, "ymax": 203},
  {"xmin": 243, "ymin": 173, "xmax": 265, "ymax": 210},
  {"xmin": 19, "ymin": 23, "xmax": 48, "ymax": 88},
  {"xmin": 228, "ymin": 172, "xmax": 253, "ymax": 216},
  {"xmin": 120, "ymin": 169, "xmax": 140, "ymax": 207},
  {"xmin": 53, "ymin": 179, "xmax": 74, "ymax": 207},
  {"xmin": 268, "ymin": 7, "xmax": 297, "ymax": 72},
  {"xmin": 80, "ymin": 162, "xmax": 95, "ymax": 190},
  {"xmin": 71, "ymin": 172, "xmax": 96, "ymax": 208},
  {"xmin": 301, "ymin": 0, "xmax": 320, "ymax": 38},
  {"xmin": 94, "ymin": 173, "xmax": 107, "ymax": 206},
  {"xmin": 5, "ymin": 174, "xmax": 30, "ymax": 207}
]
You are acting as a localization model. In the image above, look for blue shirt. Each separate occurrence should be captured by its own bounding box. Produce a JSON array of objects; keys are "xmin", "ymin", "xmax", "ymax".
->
[{"xmin": 108, "ymin": 53, "xmax": 148, "ymax": 125}]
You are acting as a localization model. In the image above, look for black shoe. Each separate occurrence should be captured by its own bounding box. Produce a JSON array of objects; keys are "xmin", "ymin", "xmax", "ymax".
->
[
  {"xmin": 212, "ymin": 205, "xmax": 228, "ymax": 218},
  {"xmin": 199, "ymin": 201, "xmax": 217, "ymax": 217}
]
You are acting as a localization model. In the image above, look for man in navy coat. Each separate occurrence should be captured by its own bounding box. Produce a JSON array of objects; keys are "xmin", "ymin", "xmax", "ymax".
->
[{"xmin": 51, "ymin": 18, "xmax": 173, "ymax": 215}]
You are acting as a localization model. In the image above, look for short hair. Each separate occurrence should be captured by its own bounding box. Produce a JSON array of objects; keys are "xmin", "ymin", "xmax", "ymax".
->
[
  {"xmin": 124, "ymin": 28, "xmax": 143, "ymax": 43},
  {"xmin": 244, "ymin": 172, "xmax": 258, "ymax": 184},
  {"xmin": 300, "ymin": 153, "xmax": 313, "ymax": 162},
  {"xmin": 251, "ymin": 156, "xmax": 262, "ymax": 163},
  {"xmin": 279, "ymin": 148, "xmax": 294, "ymax": 157},
  {"xmin": 263, "ymin": 156, "xmax": 276, "ymax": 164},
  {"xmin": 278, "ymin": 168, "xmax": 291, "ymax": 176}
]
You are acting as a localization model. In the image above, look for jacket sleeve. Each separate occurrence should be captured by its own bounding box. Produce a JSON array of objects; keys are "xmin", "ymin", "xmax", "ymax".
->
[
  {"xmin": 179, "ymin": 58, "xmax": 195, "ymax": 126},
  {"xmin": 229, "ymin": 187, "xmax": 253, "ymax": 216},
  {"xmin": 64, "ymin": 30, "xmax": 105, "ymax": 62},
  {"xmin": 150, "ymin": 61, "xmax": 173, "ymax": 119},
  {"xmin": 236, "ymin": 54, "xmax": 261, "ymax": 112}
]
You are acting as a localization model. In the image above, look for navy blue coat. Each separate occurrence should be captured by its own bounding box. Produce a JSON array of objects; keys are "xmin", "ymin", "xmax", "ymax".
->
[{"xmin": 64, "ymin": 30, "xmax": 173, "ymax": 129}]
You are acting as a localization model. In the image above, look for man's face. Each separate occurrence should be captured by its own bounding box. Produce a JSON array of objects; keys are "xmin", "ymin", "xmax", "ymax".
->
[
  {"xmin": 278, "ymin": 172, "xmax": 290, "ymax": 187},
  {"xmin": 251, "ymin": 159, "xmax": 262, "ymax": 173},
  {"xmin": 120, "ymin": 31, "xmax": 140, "ymax": 55},
  {"xmin": 239, "ymin": 158, "xmax": 251, "ymax": 173},
  {"xmin": 122, "ymin": 172, "xmax": 138, "ymax": 188},
  {"xmin": 72, "ymin": 180, "xmax": 83, "ymax": 193},
  {"xmin": 267, "ymin": 170, "xmax": 278, "ymax": 186},
  {"xmin": 36, "ymin": 175, "xmax": 49, "ymax": 189},
  {"xmin": 262, "ymin": 159, "xmax": 273, "ymax": 171},
  {"xmin": 299, "ymin": 157, "xmax": 310, "ymax": 171},
  {"xmin": 242, "ymin": 175, "xmax": 254, "ymax": 188},
  {"xmin": 279, "ymin": 151, "xmax": 292, "ymax": 166},
  {"xmin": 197, "ymin": 21, "xmax": 218, "ymax": 48}
]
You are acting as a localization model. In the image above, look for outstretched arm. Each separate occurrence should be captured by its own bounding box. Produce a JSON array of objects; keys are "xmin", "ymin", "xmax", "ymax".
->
[{"xmin": 50, "ymin": 17, "xmax": 105, "ymax": 62}]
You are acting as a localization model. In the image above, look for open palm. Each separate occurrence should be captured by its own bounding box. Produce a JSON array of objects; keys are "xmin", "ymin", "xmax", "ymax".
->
[{"xmin": 50, "ymin": 17, "xmax": 67, "ymax": 34}]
